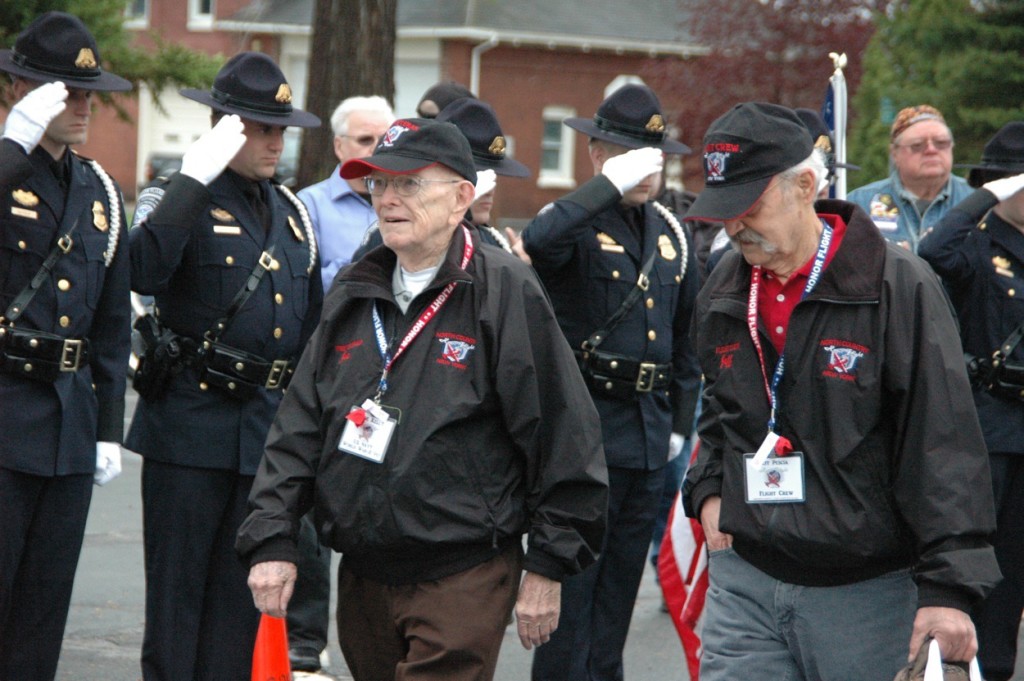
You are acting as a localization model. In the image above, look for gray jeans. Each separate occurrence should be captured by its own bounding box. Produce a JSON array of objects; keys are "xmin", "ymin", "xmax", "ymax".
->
[{"xmin": 700, "ymin": 547, "xmax": 916, "ymax": 681}]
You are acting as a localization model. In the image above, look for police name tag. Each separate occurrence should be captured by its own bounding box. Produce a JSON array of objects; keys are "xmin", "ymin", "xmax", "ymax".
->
[
  {"xmin": 743, "ymin": 452, "xmax": 805, "ymax": 503},
  {"xmin": 338, "ymin": 400, "xmax": 396, "ymax": 463}
]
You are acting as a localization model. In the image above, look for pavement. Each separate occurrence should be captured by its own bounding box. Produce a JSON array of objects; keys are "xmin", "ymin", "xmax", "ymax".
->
[{"xmin": 53, "ymin": 389, "xmax": 691, "ymax": 681}]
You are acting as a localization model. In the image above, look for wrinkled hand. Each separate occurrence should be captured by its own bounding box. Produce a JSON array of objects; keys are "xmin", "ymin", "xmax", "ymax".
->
[
  {"xmin": 3, "ymin": 81, "xmax": 68, "ymax": 153},
  {"xmin": 248, "ymin": 560, "xmax": 297, "ymax": 618},
  {"xmin": 505, "ymin": 227, "xmax": 532, "ymax": 265},
  {"xmin": 700, "ymin": 496, "xmax": 733, "ymax": 552},
  {"xmin": 667, "ymin": 432, "xmax": 687, "ymax": 461},
  {"xmin": 602, "ymin": 147, "xmax": 663, "ymax": 195},
  {"xmin": 515, "ymin": 571, "xmax": 561, "ymax": 650},
  {"xmin": 908, "ymin": 606, "xmax": 977, "ymax": 663},
  {"xmin": 180, "ymin": 114, "xmax": 246, "ymax": 185},
  {"xmin": 93, "ymin": 441, "xmax": 122, "ymax": 486},
  {"xmin": 474, "ymin": 169, "xmax": 497, "ymax": 201},
  {"xmin": 984, "ymin": 172, "xmax": 1024, "ymax": 202}
]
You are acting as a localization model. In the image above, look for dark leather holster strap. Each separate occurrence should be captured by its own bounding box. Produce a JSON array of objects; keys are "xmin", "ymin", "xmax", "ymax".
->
[
  {"xmin": 574, "ymin": 349, "xmax": 671, "ymax": 401},
  {"xmin": 580, "ymin": 249, "xmax": 657, "ymax": 354},
  {"xmin": 0, "ymin": 326, "xmax": 89, "ymax": 382},
  {"xmin": 3, "ymin": 218, "xmax": 79, "ymax": 325}
]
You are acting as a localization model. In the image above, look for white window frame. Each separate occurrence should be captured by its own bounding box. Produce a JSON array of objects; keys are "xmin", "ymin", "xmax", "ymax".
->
[
  {"xmin": 538, "ymin": 105, "xmax": 576, "ymax": 190},
  {"xmin": 187, "ymin": 0, "xmax": 215, "ymax": 31},
  {"xmin": 124, "ymin": 0, "xmax": 149, "ymax": 28}
]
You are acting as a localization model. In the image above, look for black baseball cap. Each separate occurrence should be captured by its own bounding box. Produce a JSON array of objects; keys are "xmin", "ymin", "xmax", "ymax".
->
[
  {"xmin": 0, "ymin": 12, "xmax": 131, "ymax": 92},
  {"xmin": 687, "ymin": 102, "xmax": 814, "ymax": 221},
  {"xmin": 340, "ymin": 118, "xmax": 477, "ymax": 184}
]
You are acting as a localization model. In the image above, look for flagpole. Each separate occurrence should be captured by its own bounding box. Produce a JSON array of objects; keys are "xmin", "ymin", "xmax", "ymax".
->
[{"xmin": 829, "ymin": 52, "xmax": 848, "ymax": 200}]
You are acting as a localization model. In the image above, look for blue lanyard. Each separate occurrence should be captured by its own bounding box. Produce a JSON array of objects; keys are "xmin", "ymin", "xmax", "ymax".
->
[{"xmin": 747, "ymin": 221, "xmax": 833, "ymax": 433}]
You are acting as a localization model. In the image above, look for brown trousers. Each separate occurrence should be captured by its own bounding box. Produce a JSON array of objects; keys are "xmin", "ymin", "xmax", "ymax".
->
[{"xmin": 336, "ymin": 544, "xmax": 523, "ymax": 681}]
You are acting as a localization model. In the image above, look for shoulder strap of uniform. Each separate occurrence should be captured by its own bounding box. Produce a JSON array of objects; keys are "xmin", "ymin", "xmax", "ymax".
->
[
  {"xmin": 275, "ymin": 183, "xmax": 317, "ymax": 275},
  {"xmin": 652, "ymin": 200, "xmax": 688, "ymax": 281},
  {"xmin": 85, "ymin": 158, "xmax": 122, "ymax": 268}
]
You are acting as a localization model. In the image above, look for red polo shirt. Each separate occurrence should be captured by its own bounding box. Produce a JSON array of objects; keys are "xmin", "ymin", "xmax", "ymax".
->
[{"xmin": 758, "ymin": 214, "xmax": 846, "ymax": 354}]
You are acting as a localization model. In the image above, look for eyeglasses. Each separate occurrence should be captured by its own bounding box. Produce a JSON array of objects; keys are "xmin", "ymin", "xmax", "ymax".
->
[
  {"xmin": 340, "ymin": 134, "xmax": 380, "ymax": 147},
  {"xmin": 894, "ymin": 138, "xmax": 954, "ymax": 154},
  {"xmin": 364, "ymin": 176, "xmax": 461, "ymax": 197}
]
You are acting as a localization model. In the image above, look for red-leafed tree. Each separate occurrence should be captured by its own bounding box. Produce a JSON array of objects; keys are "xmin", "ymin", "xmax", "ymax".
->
[{"xmin": 645, "ymin": 0, "xmax": 888, "ymax": 189}]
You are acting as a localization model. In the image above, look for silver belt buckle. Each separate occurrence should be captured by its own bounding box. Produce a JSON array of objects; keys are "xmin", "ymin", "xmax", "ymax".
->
[
  {"xmin": 60, "ymin": 339, "xmax": 83, "ymax": 372},
  {"xmin": 265, "ymin": 359, "xmax": 290, "ymax": 389}
]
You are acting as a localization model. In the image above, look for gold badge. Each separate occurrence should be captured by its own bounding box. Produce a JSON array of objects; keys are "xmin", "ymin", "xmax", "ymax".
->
[
  {"xmin": 275, "ymin": 84, "xmax": 292, "ymax": 103},
  {"xmin": 488, "ymin": 136, "xmax": 506, "ymax": 156},
  {"xmin": 596, "ymin": 232, "xmax": 618, "ymax": 245},
  {"xmin": 288, "ymin": 215, "xmax": 304, "ymax": 242},
  {"xmin": 75, "ymin": 48, "xmax": 97, "ymax": 69},
  {"xmin": 645, "ymin": 114, "xmax": 665, "ymax": 134},
  {"xmin": 12, "ymin": 189, "xmax": 39, "ymax": 207},
  {"xmin": 814, "ymin": 134, "xmax": 833, "ymax": 154},
  {"xmin": 658, "ymin": 234, "xmax": 677, "ymax": 261},
  {"xmin": 211, "ymin": 208, "xmax": 235, "ymax": 222},
  {"xmin": 92, "ymin": 201, "xmax": 108, "ymax": 232},
  {"xmin": 993, "ymin": 256, "xmax": 1012, "ymax": 270}
]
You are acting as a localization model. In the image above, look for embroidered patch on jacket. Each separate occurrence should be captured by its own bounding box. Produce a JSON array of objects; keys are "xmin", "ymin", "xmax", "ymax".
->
[
  {"xmin": 132, "ymin": 186, "xmax": 165, "ymax": 229},
  {"xmin": 436, "ymin": 332, "xmax": 476, "ymax": 369},
  {"xmin": 715, "ymin": 342, "xmax": 740, "ymax": 369},
  {"xmin": 820, "ymin": 339, "xmax": 868, "ymax": 381},
  {"xmin": 335, "ymin": 339, "xmax": 364, "ymax": 363}
]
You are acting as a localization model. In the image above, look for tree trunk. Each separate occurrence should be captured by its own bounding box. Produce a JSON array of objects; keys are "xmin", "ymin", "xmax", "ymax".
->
[{"xmin": 297, "ymin": 0, "xmax": 397, "ymax": 190}]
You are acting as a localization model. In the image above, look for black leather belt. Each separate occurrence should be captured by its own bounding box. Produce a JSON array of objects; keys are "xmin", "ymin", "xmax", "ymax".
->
[
  {"xmin": 0, "ymin": 325, "xmax": 90, "ymax": 382},
  {"xmin": 575, "ymin": 349, "xmax": 671, "ymax": 401},
  {"xmin": 183, "ymin": 339, "xmax": 295, "ymax": 400}
]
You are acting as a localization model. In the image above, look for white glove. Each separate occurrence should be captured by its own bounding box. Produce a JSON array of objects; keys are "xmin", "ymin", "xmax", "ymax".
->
[
  {"xmin": 3, "ymin": 81, "xmax": 68, "ymax": 153},
  {"xmin": 180, "ymin": 114, "xmax": 247, "ymax": 185},
  {"xmin": 667, "ymin": 432, "xmax": 687, "ymax": 462},
  {"xmin": 983, "ymin": 173, "xmax": 1024, "ymax": 202},
  {"xmin": 94, "ymin": 441, "xmax": 122, "ymax": 486},
  {"xmin": 601, "ymin": 147, "xmax": 663, "ymax": 195},
  {"xmin": 473, "ymin": 169, "xmax": 497, "ymax": 201}
]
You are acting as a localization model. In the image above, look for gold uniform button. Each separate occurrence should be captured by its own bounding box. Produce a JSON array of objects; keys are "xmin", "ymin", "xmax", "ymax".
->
[
  {"xmin": 609, "ymin": 360, "xmax": 619, "ymax": 370},
  {"xmin": 1010, "ymin": 289, "xmax": 1016, "ymax": 297},
  {"xmin": 646, "ymin": 298, "xmax": 654, "ymax": 309},
  {"xmin": 648, "ymin": 330, "xmax": 656, "ymax": 341},
  {"xmin": 675, "ymin": 275, "xmax": 681, "ymax": 283},
  {"xmin": 225, "ymin": 255, "xmax": 234, "ymax": 265},
  {"xmin": 612, "ymin": 270, "xmax": 620, "ymax": 280},
  {"xmin": 59, "ymin": 315, "xmax": 70, "ymax": 328},
  {"xmin": 18, "ymin": 240, "xmax": 27, "ymax": 250},
  {"xmin": 199, "ymin": 382, "xmax": 209, "ymax": 391},
  {"xmin": 275, "ymin": 293, "xmax": 284, "ymax": 304},
  {"xmin": 274, "ymin": 327, "xmax": 283, "ymax": 339},
  {"xmin": 58, "ymin": 279, "xmax": 71, "ymax": 291}
]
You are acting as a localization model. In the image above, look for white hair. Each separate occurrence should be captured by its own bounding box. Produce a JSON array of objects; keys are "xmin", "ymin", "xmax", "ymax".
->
[
  {"xmin": 330, "ymin": 95, "xmax": 394, "ymax": 137},
  {"xmin": 778, "ymin": 148, "xmax": 830, "ymax": 196}
]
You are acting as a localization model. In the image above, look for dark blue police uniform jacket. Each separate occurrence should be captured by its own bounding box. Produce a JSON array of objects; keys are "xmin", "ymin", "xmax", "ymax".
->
[
  {"xmin": 522, "ymin": 175, "xmax": 700, "ymax": 470},
  {"xmin": 126, "ymin": 171, "xmax": 322, "ymax": 474},
  {"xmin": 919, "ymin": 190, "xmax": 1024, "ymax": 455},
  {"xmin": 0, "ymin": 140, "xmax": 130, "ymax": 475}
]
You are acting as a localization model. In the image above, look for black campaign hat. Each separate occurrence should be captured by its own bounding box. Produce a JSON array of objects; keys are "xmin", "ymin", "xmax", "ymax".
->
[
  {"xmin": 416, "ymin": 81, "xmax": 475, "ymax": 118},
  {"xmin": 0, "ymin": 12, "xmax": 131, "ymax": 92},
  {"xmin": 793, "ymin": 108, "xmax": 860, "ymax": 173},
  {"xmin": 436, "ymin": 98, "xmax": 530, "ymax": 178},
  {"xmin": 564, "ymin": 84, "xmax": 690, "ymax": 154},
  {"xmin": 687, "ymin": 102, "xmax": 814, "ymax": 222},
  {"xmin": 181, "ymin": 52, "xmax": 320, "ymax": 128},
  {"xmin": 956, "ymin": 121, "xmax": 1024, "ymax": 187},
  {"xmin": 339, "ymin": 118, "xmax": 477, "ymax": 184}
]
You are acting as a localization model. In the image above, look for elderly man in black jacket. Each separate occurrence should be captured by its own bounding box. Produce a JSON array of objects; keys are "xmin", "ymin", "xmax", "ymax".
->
[{"xmin": 239, "ymin": 118, "xmax": 608, "ymax": 681}]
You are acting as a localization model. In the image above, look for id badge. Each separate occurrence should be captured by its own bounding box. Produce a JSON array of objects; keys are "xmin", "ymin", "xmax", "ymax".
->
[
  {"xmin": 338, "ymin": 400, "xmax": 397, "ymax": 463},
  {"xmin": 744, "ymin": 452, "xmax": 805, "ymax": 503}
]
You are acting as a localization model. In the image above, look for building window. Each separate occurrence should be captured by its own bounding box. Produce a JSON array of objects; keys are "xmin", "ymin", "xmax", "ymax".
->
[
  {"xmin": 539, "ymin": 106, "xmax": 576, "ymax": 190},
  {"xmin": 124, "ymin": 0, "xmax": 148, "ymax": 27},
  {"xmin": 188, "ymin": 0, "xmax": 215, "ymax": 30}
]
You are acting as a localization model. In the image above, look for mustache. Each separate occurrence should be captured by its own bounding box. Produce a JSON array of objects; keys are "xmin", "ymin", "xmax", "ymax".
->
[{"xmin": 730, "ymin": 228, "xmax": 778, "ymax": 253}]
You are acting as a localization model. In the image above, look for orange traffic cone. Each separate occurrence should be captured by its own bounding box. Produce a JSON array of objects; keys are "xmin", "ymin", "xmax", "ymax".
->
[{"xmin": 252, "ymin": 613, "xmax": 292, "ymax": 681}]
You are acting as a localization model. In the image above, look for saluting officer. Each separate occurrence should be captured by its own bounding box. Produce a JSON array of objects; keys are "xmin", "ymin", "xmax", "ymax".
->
[
  {"xmin": 522, "ymin": 84, "xmax": 701, "ymax": 681},
  {"xmin": 0, "ymin": 12, "xmax": 132, "ymax": 680},
  {"xmin": 125, "ymin": 52, "xmax": 322, "ymax": 681}
]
